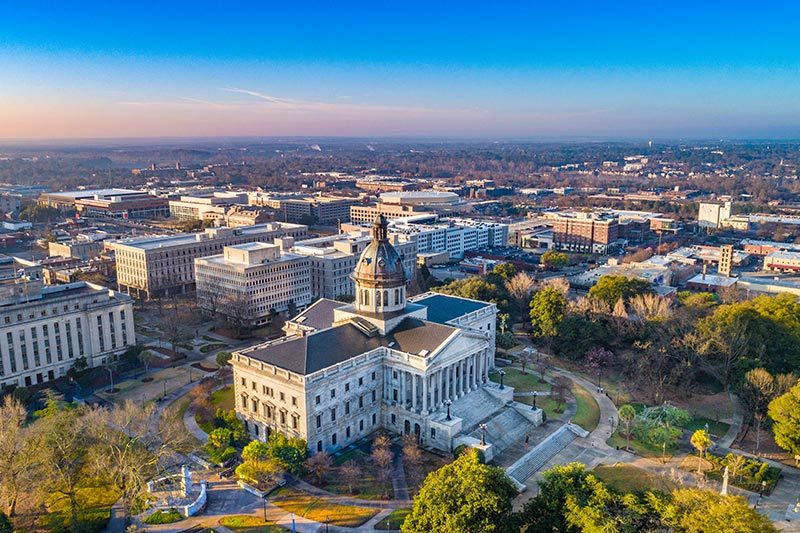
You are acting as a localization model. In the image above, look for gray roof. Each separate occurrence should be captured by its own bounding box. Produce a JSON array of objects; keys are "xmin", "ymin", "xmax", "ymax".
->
[
  {"xmin": 245, "ymin": 316, "xmax": 458, "ymax": 375},
  {"xmin": 290, "ymin": 298, "xmax": 347, "ymax": 331},
  {"xmin": 390, "ymin": 317, "xmax": 457, "ymax": 355},
  {"xmin": 412, "ymin": 293, "xmax": 492, "ymax": 324}
]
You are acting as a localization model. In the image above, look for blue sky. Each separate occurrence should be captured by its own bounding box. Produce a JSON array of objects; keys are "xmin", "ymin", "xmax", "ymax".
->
[{"xmin": 1, "ymin": 1, "xmax": 799, "ymax": 139}]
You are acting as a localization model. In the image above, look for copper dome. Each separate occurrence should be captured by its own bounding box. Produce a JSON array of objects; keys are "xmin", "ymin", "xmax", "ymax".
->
[{"xmin": 354, "ymin": 215, "xmax": 406, "ymax": 287}]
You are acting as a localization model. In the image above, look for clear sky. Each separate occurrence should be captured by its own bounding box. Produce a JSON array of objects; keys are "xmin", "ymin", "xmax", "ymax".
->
[{"xmin": 1, "ymin": 1, "xmax": 799, "ymax": 140}]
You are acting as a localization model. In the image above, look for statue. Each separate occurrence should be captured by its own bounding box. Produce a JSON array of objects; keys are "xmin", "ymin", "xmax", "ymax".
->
[{"xmin": 720, "ymin": 465, "xmax": 729, "ymax": 496}]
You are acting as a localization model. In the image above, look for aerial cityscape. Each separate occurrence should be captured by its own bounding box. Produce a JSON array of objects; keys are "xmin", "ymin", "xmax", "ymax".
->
[{"xmin": 2, "ymin": 2, "xmax": 800, "ymax": 532}]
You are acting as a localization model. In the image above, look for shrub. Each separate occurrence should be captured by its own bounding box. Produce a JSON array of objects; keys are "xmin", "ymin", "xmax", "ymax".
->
[
  {"xmin": 495, "ymin": 331, "xmax": 517, "ymax": 350},
  {"xmin": 144, "ymin": 508, "xmax": 183, "ymax": 524},
  {"xmin": 453, "ymin": 444, "xmax": 485, "ymax": 463}
]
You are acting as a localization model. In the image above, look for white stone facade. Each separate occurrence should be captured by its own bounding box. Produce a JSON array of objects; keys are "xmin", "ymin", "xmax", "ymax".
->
[{"xmin": 0, "ymin": 281, "xmax": 135, "ymax": 390}]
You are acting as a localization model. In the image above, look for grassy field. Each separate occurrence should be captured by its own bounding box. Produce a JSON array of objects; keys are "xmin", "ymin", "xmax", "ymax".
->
[
  {"xmin": 593, "ymin": 464, "xmax": 678, "ymax": 493},
  {"xmin": 375, "ymin": 508, "xmax": 411, "ymax": 530},
  {"xmin": 683, "ymin": 416, "xmax": 730, "ymax": 438},
  {"xmin": 570, "ymin": 384, "xmax": 600, "ymax": 431},
  {"xmin": 43, "ymin": 482, "xmax": 121, "ymax": 531},
  {"xmin": 219, "ymin": 515, "xmax": 286, "ymax": 532},
  {"xmin": 489, "ymin": 368, "xmax": 552, "ymax": 393},
  {"xmin": 607, "ymin": 430, "xmax": 676, "ymax": 460},
  {"xmin": 514, "ymin": 393, "xmax": 566, "ymax": 421},
  {"xmin": 270, "ymin": 488, "xmax": 378, "ymax": 527}
]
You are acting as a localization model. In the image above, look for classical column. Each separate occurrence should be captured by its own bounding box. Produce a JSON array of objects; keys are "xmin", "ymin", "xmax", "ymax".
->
[
  {"xmin": 422, "ymin": 375, "xmax": 428, "ymax": 413},
  {"xmin": 472, "ymin": 354, "xmax": 477, "ymax": 389},
  {"xmin": 445, "ymin": 365, "xmax": 451, "ymax": 401},
  {"xmin": 400, "ymin": 371, "xmax": 405, "ymax": 408},
  {"xmin": 411, "ymin": 373, "xmax": 417, "ymax": 411}
]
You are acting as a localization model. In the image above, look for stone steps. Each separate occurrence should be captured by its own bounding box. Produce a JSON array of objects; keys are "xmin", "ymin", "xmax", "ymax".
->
[
  {"xmin": 448, "ymin": 387, "xmax": 506, "ymax": 432},
  {"xmin": 467, "ymin": 408, "xmax": 532, "ymax": 455},
  {"xmin": 506, "ymin": 425, "xmax": 577, "ymax": 484}
]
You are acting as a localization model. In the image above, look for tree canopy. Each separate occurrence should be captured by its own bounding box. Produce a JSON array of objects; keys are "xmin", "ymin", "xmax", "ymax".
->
[
  {"xmin": 402, "ymin": 450, "xmax": 518, "ymax": 533},
  {"xmin": 589, "ymin": 275, "xmax": 652, "ymax": 307},
  {"xmin": 768, "ymin": 378, "xmax": 800, "ymax": 456},
  {"xmin": 529, "ymin": 286, "xmax": 567, "ymax": 339}
]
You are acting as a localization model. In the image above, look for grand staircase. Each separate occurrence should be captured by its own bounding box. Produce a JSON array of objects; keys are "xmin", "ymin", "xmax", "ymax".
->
[
  {"xmin": 506, "ymin": 425, "xmax": 578, "ymax": 484},
  {"xmin": 467, "ymin": 408, "xmax": 532, "ymax": 455},
  {"xmin": 448, "ymin": 387, "xmax": 506, "ymax": 431}
]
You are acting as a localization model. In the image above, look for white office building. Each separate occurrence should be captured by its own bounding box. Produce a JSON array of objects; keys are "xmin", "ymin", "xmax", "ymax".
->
[
  {"xmin": 195, "ymin": 242, "xmax": 312, "ymax": 327},
  {"xmin": 0, "ymin": 256, "xmax": 135, "ymax": 391},
  {"xmin": 698, "ymin": 200, "xmax": 732, "ymax": 229},
  {"xmin": 291, "ymin": 231, "xmax": 416, "ymax": 300},
  {"xmin": 388, "ymin": 217, "xmax": 508, "ymax": 259}
]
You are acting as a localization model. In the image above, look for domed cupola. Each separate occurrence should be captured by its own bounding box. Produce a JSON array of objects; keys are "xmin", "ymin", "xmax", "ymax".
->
[{"xmin": 353, "ymin": 215, "xmax": 407, "ymax": 314}]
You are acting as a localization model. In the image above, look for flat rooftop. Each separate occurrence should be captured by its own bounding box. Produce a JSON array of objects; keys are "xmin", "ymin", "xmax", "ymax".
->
[
  {"xmin": 112, "ymin": 222, "xmax": 305, "ymax": 250},
  {"xmin": 412, "ymin": 293, "xmax": 493, "ymax": 324}
]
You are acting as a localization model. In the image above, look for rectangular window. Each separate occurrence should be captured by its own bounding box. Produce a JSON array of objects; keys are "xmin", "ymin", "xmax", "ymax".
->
[
  {"xmin": 345, "ymin": 401, "xmax": 350, "ymax": 415},
  {"xmin": 372, "ymin": 413, "xmax": 377, "ymax": 425},
  {"xmin": 331, "ymin": 433, "xmax": 337, "ymax": 445},
  {"xmin": 330, "ymin": 408, "xmax": 336, "ymax": 422},
  {"xmin": 359, "ymin": 419, "xmax": 364, "ymax": 431},
  {"xmin": 315, "ymin": 395, "xmax": 320, "ymax": 405},
  {"xmin": 358, "ymin": 377, "xmax": 363, "ymax": 386},
  {"xmin": 330, "ymin": 388, "xmax": 336, "ymax": 399},
  {"xmin": 316, "ymin": 414, "xmax": 321, "ymax": 428}
]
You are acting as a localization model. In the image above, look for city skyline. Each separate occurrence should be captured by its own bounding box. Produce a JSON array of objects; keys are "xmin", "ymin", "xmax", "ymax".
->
[{"xmin": 2, "ymin": 1, "xmax": 800, "ymax": 139}]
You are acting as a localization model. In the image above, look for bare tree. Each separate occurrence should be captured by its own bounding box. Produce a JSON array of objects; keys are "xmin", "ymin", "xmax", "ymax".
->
[
  {"xmin": 402, "ymin": 434, "xmax": 424, "ymax": 485},
  {"xmin": 0, "ymin": 396, "xmax": 37, "ymax": 516},
  {"xmin": 505, "ymin": 272, "xmax": 535, "ymax": 315},
  {"xmin": 340, "ymin": 460, "xmax": 362, "ymax": 494},
  {"xmin": 161, "ymin": 298, "xmax": 195, "ymax": 353},
  {"xmin": 629, "ymin": 293, "xmax": 672, "ymax": 322},
  {"xmin": 551, "ymin": 376, "xmax": 571, "ymax": 412},
  {"xmin": 741, "ymin": 368, "xmax": 776, "ymax": 452},
  {"xmin": 84, "ymin": 400, "xmax": 189, "ymax": 517},
  {"xmin": 519, "ymin": 348, "xmax": 532, "ymax": 374},
  {"xmin": 222, "ymin": 291, "xmax": 253, "ymax": 337},
  {"xmin": 306, "ymin": 451, "xmax": 333, "ymax": 486},
  {"xmin": 371, "ymin": 436, "xmax": 394, "ymax": 499}
]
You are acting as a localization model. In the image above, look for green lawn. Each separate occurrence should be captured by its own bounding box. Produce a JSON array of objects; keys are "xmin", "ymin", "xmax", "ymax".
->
[
  {"xmin": 607, "ymin": 430, "xmax": 676, "ymax": 460},
  {"xmin": 270, "ymin": 488, "xmax": 378, "ymax": 527},
  {"xmin": 593, "ymin": 464, "xmax": 678, "ymax": 493},
  {"xmin": 375, "ymin": 508, "xmax": 411, "ymax": 530},
  {"xmin": 489, "ymin": 368, "xmax": 551, "ymax": 392},
  {"xmin": 684, "ymin": 416, "xmax": 730, "ymax": 438},
  {"xmin": 570, "ymin": 384, "xmax": 600, "ymax": 431},
  {"xmin": 319, "ymin": 448, "xmax": 392, "ymax": 500},
  {"xmin": 43, "ymin": 482, "xmax": 121, "ymax": 531},
  {"xmin": 514, "ymin": 393, "xmax": 565, "ymax": 421},
  {"xmin": 219, "ymin": 515, "xmax": 286, "ymax": 532}
]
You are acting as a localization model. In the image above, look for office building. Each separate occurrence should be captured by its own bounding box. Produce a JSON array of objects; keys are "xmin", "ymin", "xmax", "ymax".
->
[
  {"xmin": 0, "ymin": 255, "xmax": 135, "ymax": 390},
  {"xmin": 548, "ymin": 211, "xmax": 620, "ymax": 254},
  {"xmin": 291, "ymin": 231, "xmax": 417, "ymax": 300},
  {"xmin": 195, "ymin": 242, "xmax": 311, "ymax": 327},
  {"xmin": 168, "ymin": 192, "xmax": 249, "ymax": 222},
  {"xmin": 249, "ymin": 193, "xmax": 359, "ymax": 224},
  {"xmin": 109, "ymin": 222, "xmax": 308, "ymax": 299},
  {"xmin": 698, "ymin": 200, "xmax": 732, "ymax": 229},
  {"xmin": 763, "ymin": 250, "xmax": 800, "ymax": 273}
]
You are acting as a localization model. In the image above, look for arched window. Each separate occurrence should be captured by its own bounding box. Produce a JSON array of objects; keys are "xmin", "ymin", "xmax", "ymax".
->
[
  {"xmin": 376, "ymin": 290, "xmax": 382, "ymax": 306},
  {"xmin": 394, "ymin": 288, "xmax": 400, "ymax": 305},
  {"xmin": 383, "ymin": 290, "xmax": 389, "ymax": 306}
]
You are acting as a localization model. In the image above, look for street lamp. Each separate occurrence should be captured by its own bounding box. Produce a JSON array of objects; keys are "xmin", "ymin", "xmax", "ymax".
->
[
  {"xmin": 479, "ymin": 423, "xmax": 488, "ymax": 446},
  {"xmin": 498, "ymin": 370, "xmax": 506, "ymax": 390},
  {"xmin": 662, "ymin": 441, "xmax": 667, "ymax": 464},
  {"xmin": 445, "ymin": 399, "xmax": 452, "ymax": 421},
  {"xmin": 532, "ymin": 391, "xmax": 538, "ymax": 410}
]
